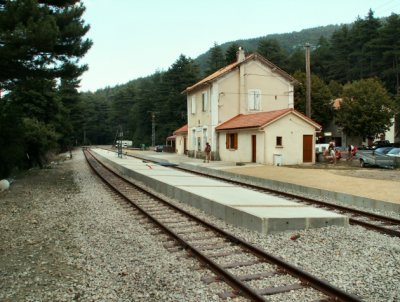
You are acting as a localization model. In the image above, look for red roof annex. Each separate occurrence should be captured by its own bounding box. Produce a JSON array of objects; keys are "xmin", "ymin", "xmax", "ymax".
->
[
  {"xmin": 215, "ymin": 109, "xmax": 321, "ymax": 131},
  {"xmin": 174, "ymin": 124, "xmax": 188, "ymax": 134}
]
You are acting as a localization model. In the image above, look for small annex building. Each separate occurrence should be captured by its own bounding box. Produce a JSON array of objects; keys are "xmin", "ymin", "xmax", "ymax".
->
[
  {"xmin": 215, "ymin": 108, "xmax": 321, "ymax": 165},
  {"xmin": 173, "ymin": 124, "xmax": 188, "ymax": 155}
]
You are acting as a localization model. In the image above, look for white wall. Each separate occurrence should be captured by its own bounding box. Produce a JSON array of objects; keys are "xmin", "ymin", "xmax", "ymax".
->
[
  {"xmin": 264, "ymin": 114, "xmax": 316, "ymax": 165},
  {"xmin": 243, "ymin": 61, "xmax": 294, "ymax": 112},
  {"xmin": 386, "ymin": 117, "xmax": 395, "ymax": 142},
  {"xmin": 217, "ymin": 113, "xmax": 317, "ymax": 165},
  {"xmin": 175, "ymin": 134, "xmax": 186, "ymax": 155},
  {"xmin": 217, "ymin": 130, "xmax": 265, "ymax": 163}
]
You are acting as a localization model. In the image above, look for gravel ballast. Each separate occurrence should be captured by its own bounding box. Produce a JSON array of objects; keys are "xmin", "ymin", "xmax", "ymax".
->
[{"xmin": 1, "ymin": 150, "xmax": 400, "ymax": 301}]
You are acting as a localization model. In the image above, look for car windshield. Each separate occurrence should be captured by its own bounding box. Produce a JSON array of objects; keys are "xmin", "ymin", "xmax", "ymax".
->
[
  {"xmin": 387, "ymin": 148, "xmax": 400, "ymax": 156},
  {"xmin": 375, "ymin": 147, "xmax": 394, "ymax": 154}
]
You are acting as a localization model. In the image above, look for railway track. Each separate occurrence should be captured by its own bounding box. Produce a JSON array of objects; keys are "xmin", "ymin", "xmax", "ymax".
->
[
  {"xmin": 84, "ymin": 148, "xmax": 362, "ymax": 301},
  {"xmin": 103, "ymin": 147, "xmax": 400, "ymax": 238},
  {"xmin": 111, "ymin": 148, "xmax": 400, "ymax": 238}
]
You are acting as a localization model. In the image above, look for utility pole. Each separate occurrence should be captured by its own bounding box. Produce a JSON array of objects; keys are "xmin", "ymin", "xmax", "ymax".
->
[
  {"xmin": 151, "ymin": 112, "xmax": 155, "ymax": 147},
  {"xmin": 148, "ymin": 111, "xmax": 159, "ymax": 147},
  {"xmin": 116, "ymin": 126, "xmax": 123, "ymax": 158},
  {"xmin": 305, "ymin": 43, "xmax": 311, "ymax": 118}
]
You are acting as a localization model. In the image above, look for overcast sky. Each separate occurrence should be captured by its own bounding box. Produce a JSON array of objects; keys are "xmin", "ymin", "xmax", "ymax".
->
[{"xmin": 79, "ymin": 0, "xmax": 400, "ymax": 92}]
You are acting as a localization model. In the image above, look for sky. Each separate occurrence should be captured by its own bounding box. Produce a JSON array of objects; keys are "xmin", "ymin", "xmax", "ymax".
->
[{"xmin": 79, "ymin": 0, "xmax": 400, "ymax": 92}]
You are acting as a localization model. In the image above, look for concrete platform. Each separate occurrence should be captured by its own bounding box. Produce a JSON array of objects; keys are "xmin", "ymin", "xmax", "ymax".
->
[
  {"xmin": 91, "ymin": 148, "xmax": 348, "ymax": 234},
  {"xmin": 129, "ymin": 149, "xmax": 400, "ymax": 213}
]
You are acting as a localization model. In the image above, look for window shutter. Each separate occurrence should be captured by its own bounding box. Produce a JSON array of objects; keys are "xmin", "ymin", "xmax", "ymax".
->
[
  {"xmin": 248, "ymin": 91, "xmax": 254, "ymax": 110},
  {"xmin": 234, "ymin": 133, "xmax": 238, "ymax": 149},
  {"xmin": 191, "ymin": 96, "xmax": 196, "ymax": 114},
  {"xmin": 202, "ymin": 92, "xmax": 207, "ymax": 112},
  {"xmin": 248, "ymin": 89, "xmax": 261, "ymax": 111},
  {"xmin": 254, "ymin": 91, "xmax": 260, "ymax": 110},
  {"xmin": 226, "ymin": 133, "xmax": 229, "ymax": 149}
]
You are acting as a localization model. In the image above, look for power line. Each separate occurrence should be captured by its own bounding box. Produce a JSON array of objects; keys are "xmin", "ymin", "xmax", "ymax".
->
[
  {"xmin": 373, "ymin": 0, "xmax": 396, "ymax": 11},
  {"xmin": 371, "ymin": 0, "xmax": 400, "ymax": 15}
]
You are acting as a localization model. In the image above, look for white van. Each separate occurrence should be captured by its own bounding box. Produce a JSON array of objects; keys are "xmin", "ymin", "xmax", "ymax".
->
[{"xmin": 315, "ymin": 143, "xmax": 329, "ymax": 154}]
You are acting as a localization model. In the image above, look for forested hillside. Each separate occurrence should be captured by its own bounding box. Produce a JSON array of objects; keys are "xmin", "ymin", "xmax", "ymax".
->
[
  {"xmin": 1, "ymin": 6, "xmax": 399, "ymax": 178},
  {"xmin": 195, "ymin": 24, "xmax": 340, "ymax": 74}
]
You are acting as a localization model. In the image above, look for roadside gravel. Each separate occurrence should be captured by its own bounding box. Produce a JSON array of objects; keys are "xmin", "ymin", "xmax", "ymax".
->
[
  {"xmin": 1, "ymin": 150, "xmax": 400, "ymax": 301},
  {"xmin": 0, "ymin": 152, "xmax": 224, "ymax": 302}
]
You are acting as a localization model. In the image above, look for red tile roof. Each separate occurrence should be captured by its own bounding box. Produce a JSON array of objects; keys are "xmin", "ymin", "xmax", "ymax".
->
[
  {"xmin": 215, "ymin": 109, "xmax": 321, "ymax": 131},
  {"xmin": 173, "ymin": 124, "xmax": 188, "ymax": 134},
  {"xmin": 184, "ymin": 53, "xmax": 297, "ymax": 94}
]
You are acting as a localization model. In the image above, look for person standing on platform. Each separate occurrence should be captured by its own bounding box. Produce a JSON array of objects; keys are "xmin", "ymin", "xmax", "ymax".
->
[
  {"xmin": 328, "ymin": 141, "xmax": 336, "ymax": 164},
  {"xmin": 204, "ymin": 142, "xmax": 211, "ymax": 163},
  {"xmin": 347, "ymin": 144, "xmax": 354, "ymax": 161}
]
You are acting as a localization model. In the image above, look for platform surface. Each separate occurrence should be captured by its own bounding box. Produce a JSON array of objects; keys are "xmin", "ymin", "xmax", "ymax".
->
[{"xmin": 92, "ymin": 148, "xmax": 348, "ymax": 233}]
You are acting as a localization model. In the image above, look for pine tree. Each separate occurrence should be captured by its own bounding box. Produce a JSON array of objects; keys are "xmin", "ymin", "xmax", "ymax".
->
[
  {"xmin": 286, "ymin": 48, "xmax": 305, "ymax": 74},
  {"xmin": 347, "ymin": 10, "xmax": 381, "ymax": 79},
  {"xmin": 312, "ymin": 36, "xmax": 333, "ymax": 80},
  {"xmin": 0, "ymin": 0, "xmax": 91, "ymax": 175},
  {"xmin": 327, "ymin": 25, "xmax": 352, "ymax": 83},
  {"xmin": 0, "ymin": 0, "xmax": 92, "ymax": 89},
  {"xmin": 205, "ymin": 42, "xmax": 225, "ymax": 75},
  {"xmin": 225, "ymin": 43, "xmax": 240, "ymax": 64},
  {"xmin": 162, "ymin": 55, "xmax": 200, "ymax": 136},
  {"xmin": 257, "ymin": 38, "xmax": 287, "ymax": 68},
  {"xmin": 373, "ymin": 13, "xmax": 400, "ymax": 95}
]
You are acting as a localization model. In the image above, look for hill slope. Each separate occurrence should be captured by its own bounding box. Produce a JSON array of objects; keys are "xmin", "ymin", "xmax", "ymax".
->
[{"xmin": 195, "ymin": 24, "xmax": 341, "ymax": 74}]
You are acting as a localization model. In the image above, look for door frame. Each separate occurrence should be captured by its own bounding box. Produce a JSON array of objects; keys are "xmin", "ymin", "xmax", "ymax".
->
[
  {"xmin": 303, "ymin": 135, "xmax": 313, "ymax": 163},
  {"xmin": 251, "ymin": 135, "xmax": 256, "ymax": 162}
]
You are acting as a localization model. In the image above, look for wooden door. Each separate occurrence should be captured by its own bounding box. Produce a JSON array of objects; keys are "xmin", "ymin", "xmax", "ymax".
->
[
  {"xmin": 303, "ymin": 135, "xmax": 313, "ymax": 162},
  {"xmin": 251, "ymin": 135, "xmax": 256, "ymax": 162}
]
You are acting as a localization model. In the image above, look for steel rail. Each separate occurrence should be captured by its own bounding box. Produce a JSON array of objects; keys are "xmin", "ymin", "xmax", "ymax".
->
[
  {"xmin": 84, "ymin": 148, "xmax": 362, "ymax": 301},
  {"xmin": 83, "ymin": 149, "xmax": 265, "ymax": 301},
  {"xmin": 103, "ymin": 147, "xmax": 400, "ymax": 237}
]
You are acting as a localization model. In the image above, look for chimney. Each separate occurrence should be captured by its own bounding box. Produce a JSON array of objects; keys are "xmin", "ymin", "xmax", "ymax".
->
[{"xmin": 237, "ymin": 47, "xmax": 245, "ymax": 63}]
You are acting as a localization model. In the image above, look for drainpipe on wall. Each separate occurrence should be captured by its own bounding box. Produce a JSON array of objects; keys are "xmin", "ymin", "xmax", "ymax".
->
[{"xmin": 238, "ymin": 47, "xmax": 246, "ymax": 115}]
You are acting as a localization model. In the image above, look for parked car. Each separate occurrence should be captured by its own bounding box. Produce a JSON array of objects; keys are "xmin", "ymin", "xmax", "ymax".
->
[
  {"xmin": 357, "ymin": 145, "xmax": 370, "ymax": 150},
  {"xmin": 371, "ymin": 140, "xmax": 391, "ymax": 149},
  {"xmin": 315, "ymin": 143, "xmax": 330, "ymax": 154},
  {"xmin": 358, "ymin": 149, "xmax": 395, "ymax": 168},
  {"xmin": 387, "ymin": 147, "xmax": 400, "ymax": 157},
  {"xmin": 315, "ymin": 143, "xmax": 329, "ymax": 162},
  {"xmin": 154, "ymin": 145, "xmax": 164, "ymax": 152},
  {"xmin": 374, "ymin": 146, "xmax": 395, "ymax": 155}
]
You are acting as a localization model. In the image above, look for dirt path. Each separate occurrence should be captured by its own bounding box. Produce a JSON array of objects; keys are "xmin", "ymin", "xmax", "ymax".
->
[{"xmin": 222, "ymin": 164, "xmax": 400, "ymax": 204}]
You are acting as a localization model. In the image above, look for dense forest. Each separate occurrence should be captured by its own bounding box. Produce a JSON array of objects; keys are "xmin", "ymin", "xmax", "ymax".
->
[{"xmin": 1, "ymin": 3, "xmax": 399, "ymax": 178}]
